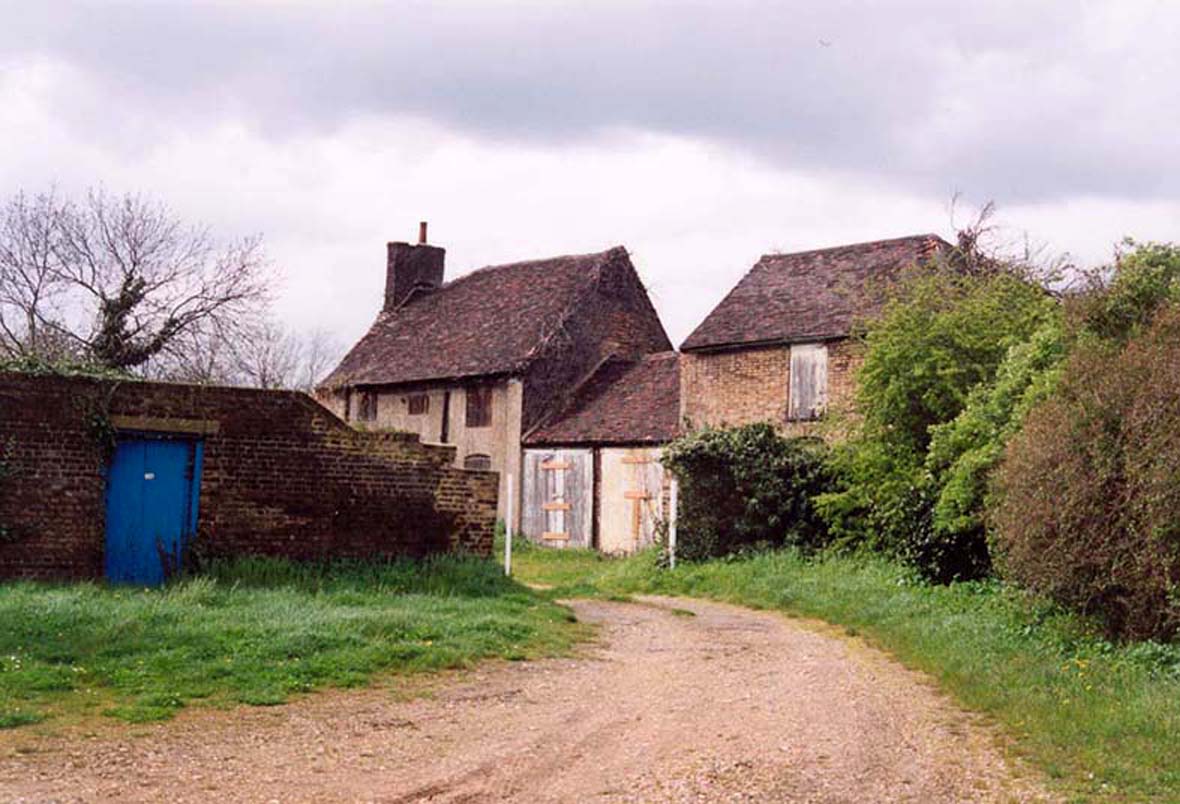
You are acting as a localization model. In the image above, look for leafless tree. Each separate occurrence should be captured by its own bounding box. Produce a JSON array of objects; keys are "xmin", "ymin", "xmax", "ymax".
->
[
  {"xmin": 229, "ymin": 320, "xmax": 301, "ymax": 390},
  {"xmin": 0, "ymin": 188, "xmax": 271, "ymax": 372},
  {"xmin": 297, "ymin": 328, "xmax": 344, "ymax": 392},
  {"xmin": 0, "ymin": 191, "xmax": 73, "ymax": 360},
  {"xmin": 228, "ymin": 325, "xmax": 344, "ymax": 391},
  {"xmin": 946, "ymin": 195, "xmax": 1072, "ymax": 288}
]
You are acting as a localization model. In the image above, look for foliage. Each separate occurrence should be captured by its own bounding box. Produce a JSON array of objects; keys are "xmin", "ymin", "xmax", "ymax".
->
[
  {"xmin": 661, "ymin": 423, "xmax": 833, "ymax": 560},
  {"xmin": 1074, "ymin": 239, "xmax": 1180, "ymax": 343},
  {"xmin": 815, "ymin": 265, "xmax": 1058, "ymax": 581},
  {"xmin": 512, "ymin": 547, "xmax": 1180, "ymax": 801},
  {"xmin": 0, "ymin": 352, "xmax": 134, "ymax": 381},
  {"xmin": 0, "ymin": 556, "xmax": 581, "ymax": 727},
  {"xmin": 991, "ymin": 301, "xmax": 1180, "ymax": 641},
  {"xmin": 919, "ymin": 320, "xmax": 1066, "ymax": 579}
]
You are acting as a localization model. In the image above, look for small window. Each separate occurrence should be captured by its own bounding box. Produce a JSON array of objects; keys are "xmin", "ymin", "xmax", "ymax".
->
[
  {"xmin": 357, "ymin": 391, "xmax": 378, "ymax": 422},
  {"xmin": 466, "ymin": 386, "xmax": 492, "ymax": 428},
  {"xmin": 407, "ymin": 393, "xmax": 429, "ymax": 415},
  {"xmin": 788, "ymin": 343, "xmax": 828, "ymax": 421},
  {"xmin": 464, "ymin": 453, "xmax": 492, "ymax": 471}
]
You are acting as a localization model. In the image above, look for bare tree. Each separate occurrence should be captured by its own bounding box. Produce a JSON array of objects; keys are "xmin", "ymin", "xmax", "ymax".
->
[
  {"xmin": 297, "ymin": 328, "xmax": 344, "ymax": 392},
  {"xmin": 0, "ymin": 191, "xmax": 73, "ymax": 360},
  {"xmin": 0, "ymin": 188, "xmax": 271, "ymax": 372},
  {"xmin": 228, "ymin": 325, "xmax": 344, "ymax": 391},
  {"xmin": 230, "ymin": 320, "xmax": 301, "ymax": 390},
  {"xmin": 946, "ymin": 195, "xmax": 1071, "ymax": 287}
]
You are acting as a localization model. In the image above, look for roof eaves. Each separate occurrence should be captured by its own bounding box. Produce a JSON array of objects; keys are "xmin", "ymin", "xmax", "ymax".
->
[{"xmin": 681, "ymin": 332, "xmax": 851, "ymax": 354}]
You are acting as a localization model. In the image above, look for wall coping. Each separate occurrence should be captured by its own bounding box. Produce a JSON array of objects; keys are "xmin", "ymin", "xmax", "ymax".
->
[{"xmin": 109, "ymin": 415, "xmax": 221, "ymax": 435}]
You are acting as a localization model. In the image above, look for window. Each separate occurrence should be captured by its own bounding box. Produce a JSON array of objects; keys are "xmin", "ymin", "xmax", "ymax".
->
[
  {"xmin": 407, "ymin": 393, "xmax": 429, "ymax": 415},
  {"xmin": 464, "ymin": 453, "xmax": 492, "ymax": 471},
  {"xmin": 788, "ymin": 343, "xmax": 828, "ymax": 421},
  {"xmin": 357, "ymin": 391, "xmax": 378, "ymax": 422},
  {"xmin": 466, "ymin": 386, "xmax": 492, "ymax": 428}
]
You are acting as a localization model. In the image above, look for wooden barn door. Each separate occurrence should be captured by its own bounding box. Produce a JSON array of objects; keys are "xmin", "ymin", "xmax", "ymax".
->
[
  {"xmin": 522, "ymin": 449, "xmax": 592, "ymax": 548},
  {"xmin": 598, "ymin": 447, "xmax": 665, "ymax": 554},
  {"xmin": 623, "ymin": 450, "xmax": 665, "ymax": 552}
]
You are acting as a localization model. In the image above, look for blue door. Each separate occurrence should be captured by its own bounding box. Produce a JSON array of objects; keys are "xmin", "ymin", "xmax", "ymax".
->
[{"xmin": 104, "ymin": 435, "xmax": 203, "ymax": 585}]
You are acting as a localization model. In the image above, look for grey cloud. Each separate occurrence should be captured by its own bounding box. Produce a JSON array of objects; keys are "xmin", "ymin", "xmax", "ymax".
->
[{"xmin": 4, "ymin": 1, "xmax": 1180, "ymax": 203}]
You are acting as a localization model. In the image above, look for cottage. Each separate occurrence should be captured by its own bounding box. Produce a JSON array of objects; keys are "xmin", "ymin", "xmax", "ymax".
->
[
  {"xmin": 318, "ymin": 228, "xmax": 672, "ymax": 525},
  {"xmin": 679, "ymin": 234, "xmax": 951, "ymax": 436},
  {"xmin": 522, "ymin": 351, "xmax": 679, "ymax": 552}
]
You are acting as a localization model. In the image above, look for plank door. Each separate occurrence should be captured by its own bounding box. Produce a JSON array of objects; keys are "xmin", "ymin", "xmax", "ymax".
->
[
  {"xmin": 599, "ymin": 447, "xmax": 665, "ymax": 554},
  {"xmin": 522, "ymin": 449, "xmax": 592, "ymax": 548},
  {"xmin": 104, "ymin": 435, "xmax": 203, "ymax": 585}
]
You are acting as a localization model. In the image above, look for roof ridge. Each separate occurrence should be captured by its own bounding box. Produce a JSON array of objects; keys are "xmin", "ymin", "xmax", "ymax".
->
[
  {"xmin": 759, "ymin": 232, "xmax": 946, "ymax": 263},
  {"xmin": 428, "ymin": 245, "xmax": 625, "ymax": 295},
  {"xmin": 681, "ymin": 232, "xmax": 948, "ymax": 352}
]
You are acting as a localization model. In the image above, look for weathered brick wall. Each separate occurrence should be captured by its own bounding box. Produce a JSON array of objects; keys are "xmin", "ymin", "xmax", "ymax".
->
[
  {"xmin": 0, "ymin": 373, "xmax": 497, "ymax": 581},
  {"xmin": 679, "ymin": 339, "xmax": 863, "ymax": 439}
]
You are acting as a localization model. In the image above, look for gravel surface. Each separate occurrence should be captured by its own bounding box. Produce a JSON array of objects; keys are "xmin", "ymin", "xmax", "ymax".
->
[{"xmin": 0, "ymin": 596, "xmax": 1053, "ymax": 802}]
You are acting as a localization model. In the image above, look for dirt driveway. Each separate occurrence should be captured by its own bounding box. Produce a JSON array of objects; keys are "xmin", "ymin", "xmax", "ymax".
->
[{"xmin": 0, "ymin": 596, "xmax": 1051, "ymax": 803}]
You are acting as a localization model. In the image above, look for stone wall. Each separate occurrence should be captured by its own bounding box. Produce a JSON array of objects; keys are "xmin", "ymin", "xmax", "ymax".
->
[
  {"xmin": 0, "ymin": 373, "xmax": 497, "ymax": 581},
  {"xmin": 679, "ymin": 339, "xmax": 863, "ymax": 438}
]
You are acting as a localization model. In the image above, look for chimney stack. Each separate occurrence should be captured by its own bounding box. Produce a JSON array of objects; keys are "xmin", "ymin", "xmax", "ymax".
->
[{"xmin": 385, "ymin": 223, "xmax": 445, "ymax": 311}]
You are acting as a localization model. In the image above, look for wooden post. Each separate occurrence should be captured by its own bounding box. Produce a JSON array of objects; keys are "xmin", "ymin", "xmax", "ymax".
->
[
  {"xmin": 668, "ymin": 479, "xmax": 678, "ymax": 570},
  {"xmin": 505, "ymin": 473, "xmax": 514, "ymax": 576}
]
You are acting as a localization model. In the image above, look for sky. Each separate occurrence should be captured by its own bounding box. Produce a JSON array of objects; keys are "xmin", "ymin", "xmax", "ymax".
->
[{"xmin": 2, "ymin": 1, "xmax": 1178, "ymax": 347}]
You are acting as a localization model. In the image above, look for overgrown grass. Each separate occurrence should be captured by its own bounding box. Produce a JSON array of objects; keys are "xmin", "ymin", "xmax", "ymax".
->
[
  {"xmin": 511, "ymin": 543, "xmax": 1180, "ymax": 802},
  {"xmin": 0, "ymin": 555, "xmax": 582, "ymax": 727}
]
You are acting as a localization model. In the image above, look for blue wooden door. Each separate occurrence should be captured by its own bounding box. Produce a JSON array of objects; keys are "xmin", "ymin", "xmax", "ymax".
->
[{"xmin": 104, "ymin": 435, "xmax": 203, "ymax": 585}]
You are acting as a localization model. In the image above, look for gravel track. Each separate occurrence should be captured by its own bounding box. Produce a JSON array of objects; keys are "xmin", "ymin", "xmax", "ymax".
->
[{"xmin": 0, "ymin": 596, "xmax": 1052, "ymax": 802}]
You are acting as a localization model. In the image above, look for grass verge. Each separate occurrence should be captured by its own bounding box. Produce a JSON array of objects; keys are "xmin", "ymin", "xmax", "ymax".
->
[
  {"xmin": 510, "ymin": 542, "xmax": 1180, "ymax": 802},
  {"xmin": 0, "ymin": 555, "xmax": 583, "ymax": 727}
]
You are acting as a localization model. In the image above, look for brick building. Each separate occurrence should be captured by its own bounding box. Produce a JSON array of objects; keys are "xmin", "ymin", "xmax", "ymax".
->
[
  {"xmin": 679, "ymin": 234, "xmax": 951, "ymax": 437},
  {"xmin": 0, "ymin": 373, "xmax": 496, "ymax": 583},
  {"xmin": 317, "ymin": 231, "xmax": 672, "ymax": 526}
]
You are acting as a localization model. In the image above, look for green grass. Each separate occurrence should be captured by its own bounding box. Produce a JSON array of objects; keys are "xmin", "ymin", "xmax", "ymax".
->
[
  {"xmin": 0, "ymin": 555, "xmax": 583, "ymax": 727},
  {"xmin": 510, "ymin": 542, "xmax": 1180, "ymax": 802}
]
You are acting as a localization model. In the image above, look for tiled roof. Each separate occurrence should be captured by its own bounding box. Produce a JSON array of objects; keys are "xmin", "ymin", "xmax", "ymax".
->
[
  {"xmin": 524, "ymin": 352, "xmax": 680, "ymax": 445},
  {"xmin": 322, "ymin": 247, "xmax": 632, "ymax": 387},
  {"xmin": 681, "ymin": 234, "xmax": 951, "ymax": 351}
]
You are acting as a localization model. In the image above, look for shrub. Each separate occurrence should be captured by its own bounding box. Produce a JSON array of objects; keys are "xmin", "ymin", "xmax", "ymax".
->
[
  {"xmin": 816, "ymin": 265, "xmax": 1058, "ymax": 581},
  {"xmin": 920, "ymin": 320, "xmax": 1066, "ymax": 580},
  {"xmin": 990, "ymin": 302, "xmax": 1180, "ymax": 640},
  {"xmin": 661, "ymin": 423, "xmax": 832, "ymax": 561},
  {"xmin": 1075, "ymin": 239, "xmax": 1180, "ymax": 344}
]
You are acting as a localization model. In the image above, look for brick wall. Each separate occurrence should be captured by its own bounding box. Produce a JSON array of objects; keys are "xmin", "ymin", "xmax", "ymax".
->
[
  {"xmin": 679, "ymin": 339, "xmax": 863, "ymax": 438},
  {"xmin": 0, "ymin": 373, "xmax": 497, "ymax": 581}
]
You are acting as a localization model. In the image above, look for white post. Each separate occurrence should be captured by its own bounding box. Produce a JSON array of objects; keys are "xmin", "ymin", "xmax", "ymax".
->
[
  {"xmin": 668, "ymin": 479, "xmax": 678, "ymax": 570},
  {"xmin": 504, "ymin": 473, "xmax": 514, "ymax": 576}
]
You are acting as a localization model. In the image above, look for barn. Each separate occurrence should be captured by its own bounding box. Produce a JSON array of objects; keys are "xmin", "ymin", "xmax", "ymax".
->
[{"xmin": 521, "ymin": 352, "xmax": 680, "ymax": 553}]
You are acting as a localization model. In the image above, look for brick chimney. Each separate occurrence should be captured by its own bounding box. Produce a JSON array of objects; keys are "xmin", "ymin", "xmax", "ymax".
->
[{"xmin": 384, "ymin": 222, "xmax": 445, "ymax": 311}]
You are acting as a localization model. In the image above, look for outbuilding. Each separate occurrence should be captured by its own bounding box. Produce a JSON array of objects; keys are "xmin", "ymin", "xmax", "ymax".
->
[{"xmin": 521, "ymin": 352, "xmax": 679, "ymax": 554}]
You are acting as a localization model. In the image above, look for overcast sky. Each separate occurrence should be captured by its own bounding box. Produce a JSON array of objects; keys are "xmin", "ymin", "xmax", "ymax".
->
[{"xmin": 3, "ymin": 1, "xmax": 1178, "ymax": 347}]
